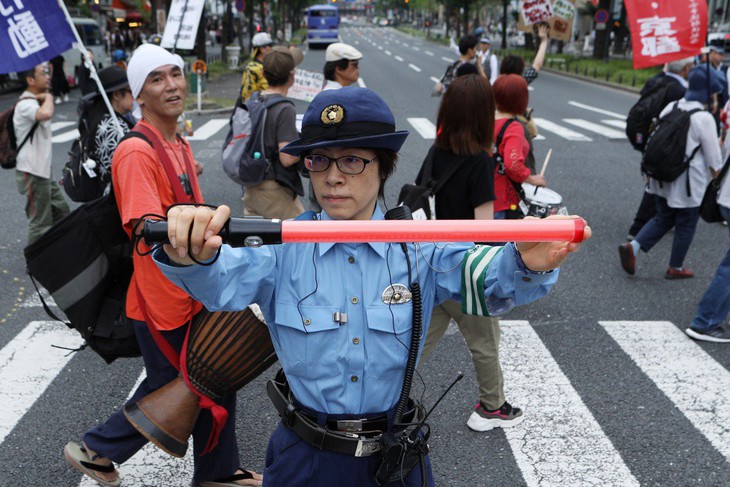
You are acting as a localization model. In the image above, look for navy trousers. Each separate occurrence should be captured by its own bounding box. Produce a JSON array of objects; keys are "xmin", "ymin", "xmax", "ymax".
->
[
  {"xmin": 635, "ymin": 196, "xmax": 701, "ymax": 268},
  {"xmin": 83, "ymin": 319, "xmax": 240, "ymax": 483},
  {"xmin": 263, "ymin": 421, "xmax": 435, "ymax": 487}
]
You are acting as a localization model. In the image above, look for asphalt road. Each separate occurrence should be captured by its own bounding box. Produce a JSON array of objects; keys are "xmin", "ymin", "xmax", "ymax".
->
[{"xmin": 0, "ymin": 26, "xmax": 729, "ymax": 486}]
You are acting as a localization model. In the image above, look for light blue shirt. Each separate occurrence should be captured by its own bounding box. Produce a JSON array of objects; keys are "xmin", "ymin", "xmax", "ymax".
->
[{"xmin": 154, "ymin": 206, "xmax": 558, "ymax": 415}]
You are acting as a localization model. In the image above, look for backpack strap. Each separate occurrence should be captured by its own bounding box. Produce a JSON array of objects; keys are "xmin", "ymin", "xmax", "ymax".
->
[
  {"xmin": 430, "ymin": 148, "xmax": 472, "ymax": 194},
  {"xmin": 14, "ymin": 96, "xmax": 40, "ymax": 152},
  {"xmin": 681, "ymin": 107, "xmax": 704, "ymax": 197}
]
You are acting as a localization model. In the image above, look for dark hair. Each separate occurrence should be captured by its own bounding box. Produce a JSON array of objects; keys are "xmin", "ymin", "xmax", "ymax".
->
[
  {"xmin": 456, "ymin": 62, "xmax": 479, "ymax": 77},
  {"xmin": 500, "ymin": 55, "xmax": 525, "ymax": 76},
  {"xmin": 493, "ymin": 74, "xmax": 529, "ymax": 115},
  {"xmin": 18, "ymin": 68, "xmax": 36, "ymax": 88},
  {"xmin": 323, "ymin": 59, "xmax": 349, "ymax": 81},
  {"xmin": 458, "ymin": 35, "xmax": 479, "ymax": 55},
  {"xmin": 263, "ymin": 71, "xmax": 290, "ymax": 87},
  {"xmin": 436, "ymin": 74, "xmax": 494, "ymax": 156}
]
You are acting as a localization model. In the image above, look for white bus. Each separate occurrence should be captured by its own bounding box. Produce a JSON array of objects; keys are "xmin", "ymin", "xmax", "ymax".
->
[{"xmin": 62, "ymin": 18, "xmax": 109, "ymax": 85}]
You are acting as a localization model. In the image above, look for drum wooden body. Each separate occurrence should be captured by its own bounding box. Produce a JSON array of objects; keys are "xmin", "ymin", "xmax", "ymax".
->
[{"xmin": 123, "ymin": 307, "xmax": 277, "ymax": 457}]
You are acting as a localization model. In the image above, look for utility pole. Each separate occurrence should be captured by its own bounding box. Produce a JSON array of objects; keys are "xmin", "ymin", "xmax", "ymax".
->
[{"xmin": 501, "ymin": 0, "xmax": 508, "ymax": 49}]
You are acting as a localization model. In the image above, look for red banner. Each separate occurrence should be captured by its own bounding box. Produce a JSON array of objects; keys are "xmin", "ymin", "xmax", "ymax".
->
[{"xmin": 625, "ymin": 0, "xmax": 708, "ymax": 69}]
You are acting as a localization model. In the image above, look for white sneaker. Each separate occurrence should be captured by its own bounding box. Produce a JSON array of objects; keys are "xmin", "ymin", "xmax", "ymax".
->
[
  {"xmin": 63, "ymin": 94, "xmax": 69, "ymax": 102},
  {"xmin": 55, "ymin": 97, "xmax": 61, "ymax": 104},
  {"xmin": 467, "ymin": 401, "xmax": 525, "ymax": 432}
]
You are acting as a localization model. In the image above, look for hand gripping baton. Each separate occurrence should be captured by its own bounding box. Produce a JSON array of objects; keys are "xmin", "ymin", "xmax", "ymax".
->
[{"xmin": 143, "ymin": 218, "xmax": 586, "ymax": 247}]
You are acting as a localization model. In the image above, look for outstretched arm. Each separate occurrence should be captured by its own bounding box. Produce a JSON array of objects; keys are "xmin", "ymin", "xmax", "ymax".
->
[{"xmin": 532, "ymin": 24, "xmax": 549, "ymax": 72}]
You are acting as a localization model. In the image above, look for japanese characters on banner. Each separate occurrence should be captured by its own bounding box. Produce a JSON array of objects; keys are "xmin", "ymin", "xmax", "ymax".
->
[
  {"xmin": 287, "ymin": 68, "xmax": 325, "ymax": 102},
  {"xmin": 161, "ymin": 0, "xmax": 205, "ymax": 51},
  {"xmin": 625, "ymin": 0, "xmax": 707, "ymax": 69},
  {"xmin": 0, "ymin": 0, "xmax": 76, "ymax": 74},
  {"xmin": 517, "ymin": 0, "xmax": 577, "ymax": 43}
]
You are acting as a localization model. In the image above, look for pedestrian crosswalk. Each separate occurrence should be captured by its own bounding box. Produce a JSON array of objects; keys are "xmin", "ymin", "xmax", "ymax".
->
[
  {"xmin": 49, "ymin": 110, "xmax": 627, "ymax": 146},
  {"xmin": 1, "ymin": 307, "xmax": 728, "ymax": 486}
]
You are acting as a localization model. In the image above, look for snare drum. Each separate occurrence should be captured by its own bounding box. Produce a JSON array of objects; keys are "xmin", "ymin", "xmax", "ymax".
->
[{"xmin": 521, "ymin": 183, "xmax": 568, "ymax": 218}]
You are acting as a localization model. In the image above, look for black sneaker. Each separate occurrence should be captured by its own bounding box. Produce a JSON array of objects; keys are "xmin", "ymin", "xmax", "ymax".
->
[
  {"xmin": 467, "ymin": 401, "xmax": 524, "ymax": 432},
  {"xmin": 685, "ymin": 325, "xmax": 730, "ymax": 343}
]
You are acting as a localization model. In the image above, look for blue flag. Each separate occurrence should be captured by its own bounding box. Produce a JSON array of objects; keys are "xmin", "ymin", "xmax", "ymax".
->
[{"xmin": 0, "ymin": 0, "xmax": 76, "ymax": 74}]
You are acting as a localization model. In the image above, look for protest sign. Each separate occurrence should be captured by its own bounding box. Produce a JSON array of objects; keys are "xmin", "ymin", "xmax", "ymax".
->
[
  {"xmin": 517, "ymin": 0, "xmax": 576, "ymax": 43},
  {"xmin": 161, "ymin": 0, "xmax": 205, "ymax": 51},
  {"xmin": 287, "ymin": 68, "xmax": 325, "ymax": 102}
]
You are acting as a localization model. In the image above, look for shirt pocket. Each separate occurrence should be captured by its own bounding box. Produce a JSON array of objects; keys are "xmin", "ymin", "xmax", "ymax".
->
[
  {"xmin": 275, "ymin": 302, "xmax": 342, "ymax": 380},
  {"xmin": 365, "ymin": 305, "xmax": 413, "ymax": 379}
]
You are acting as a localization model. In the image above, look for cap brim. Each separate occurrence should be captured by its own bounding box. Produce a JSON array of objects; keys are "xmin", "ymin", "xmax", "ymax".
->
[{"xmin": 281, "ymin": 131, "xmax": 410, "ymax": 156}]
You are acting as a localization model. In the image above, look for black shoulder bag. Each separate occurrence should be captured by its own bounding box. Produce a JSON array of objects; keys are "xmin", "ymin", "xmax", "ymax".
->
[{"xmin": 700, "ymin": 155, "xmax": 730, "ymax": 223}]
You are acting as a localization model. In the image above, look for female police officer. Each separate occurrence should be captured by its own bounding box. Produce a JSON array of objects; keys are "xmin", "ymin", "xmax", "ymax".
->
[{"xmin": 153, "ymin": 87, "xmax": 590, "ymax": 486}]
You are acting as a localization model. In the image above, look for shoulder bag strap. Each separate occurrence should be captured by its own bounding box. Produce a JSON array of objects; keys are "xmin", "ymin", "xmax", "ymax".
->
[
  {"xmin": 432, "ymin": 152, "xmax": 473, "ymax": 194},
  {"xmin": 15, "ymin": 96, "xmax": 40, "ymax": 151}
]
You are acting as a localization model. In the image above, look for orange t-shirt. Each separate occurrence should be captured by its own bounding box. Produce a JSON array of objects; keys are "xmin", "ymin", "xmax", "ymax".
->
[{"xmin": 112, "ymin": 120, "xmax": 203, "ymax": 330}]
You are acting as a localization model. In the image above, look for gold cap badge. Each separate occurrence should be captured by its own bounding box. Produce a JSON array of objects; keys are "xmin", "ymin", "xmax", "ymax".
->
[{"xmin": 320, "ymin": 104, "xmax": 346, "ymax": 125}]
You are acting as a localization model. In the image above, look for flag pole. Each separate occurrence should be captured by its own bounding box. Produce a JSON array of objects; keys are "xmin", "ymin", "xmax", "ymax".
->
[{"xmin": 55, "ymin": 0, "xmax": 125, "ymax": 137}]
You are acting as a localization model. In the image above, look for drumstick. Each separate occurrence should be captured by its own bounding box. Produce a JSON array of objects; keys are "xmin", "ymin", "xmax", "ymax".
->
[{"xmin": 534, "ymin": 149, "xmax": 552, "ymax": 195}]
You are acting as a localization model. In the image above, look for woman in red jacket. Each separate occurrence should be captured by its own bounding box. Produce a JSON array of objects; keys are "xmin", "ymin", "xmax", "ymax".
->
[{"xmin": 492, "ymin": 74, "xmax": 546, "ymax": 219}]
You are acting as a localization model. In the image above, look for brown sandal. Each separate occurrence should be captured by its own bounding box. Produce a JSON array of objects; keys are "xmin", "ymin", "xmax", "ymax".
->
[{"xmin": 63, "ymin": 441, "xmax": 120, "ymax": 487}]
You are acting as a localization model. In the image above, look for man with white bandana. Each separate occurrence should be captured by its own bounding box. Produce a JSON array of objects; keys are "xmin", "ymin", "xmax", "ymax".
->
[{"xmin": 63, "ymin": 44, "xmax": 263, "ymax": 487}]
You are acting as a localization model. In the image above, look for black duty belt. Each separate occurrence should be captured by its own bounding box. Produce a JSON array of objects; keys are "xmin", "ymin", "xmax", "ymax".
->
[{"xmin": 266, "ymin": 376, "xmax": 417, "ymax": 457}]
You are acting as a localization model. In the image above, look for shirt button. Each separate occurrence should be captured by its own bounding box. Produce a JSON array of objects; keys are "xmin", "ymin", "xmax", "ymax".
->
[
  {"xmin": 353, "ymin": 337, "xmax": 360, "ymax": 345},
  {"xmin": 348, "ymin": 256, "xmax": 355, "ymax": 264},
  {"xmin": 521, "ymin": 276, "xmax": 532, "ymax": 282},
  {"xmin": 351, "ymin": 375, "xmax": 358, "ymax": 382},
  {"xmin": 303, "ymin": 319, "xmax": 311, "ymax": 326},
  {"xmin": 351, "ymin": 297, "xmax": 359, "ymax": 304}
]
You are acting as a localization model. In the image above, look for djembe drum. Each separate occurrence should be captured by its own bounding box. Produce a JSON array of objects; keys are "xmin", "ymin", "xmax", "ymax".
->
[{"xmin": 123, "ymin": 307, "xmax": 277, "ymax": 457}]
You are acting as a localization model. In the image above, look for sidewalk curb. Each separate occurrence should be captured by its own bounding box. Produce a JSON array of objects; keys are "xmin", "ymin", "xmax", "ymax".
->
[
  {"xmin": 542, "ymin": 67, "xmax": 641, "ymax": 94},
  {"xmin": 188, "ymin": 107, "xmax": 232, "ymax": 116}
]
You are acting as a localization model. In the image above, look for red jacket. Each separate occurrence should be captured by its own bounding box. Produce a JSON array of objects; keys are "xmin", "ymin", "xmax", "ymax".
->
[{"xmin": 493, "ymin": 118, "xmax": 531, "ymax": 213}]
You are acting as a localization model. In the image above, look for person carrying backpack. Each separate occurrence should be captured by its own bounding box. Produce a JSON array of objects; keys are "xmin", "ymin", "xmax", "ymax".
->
[
  {"xmin": 625, "ymin": 57, "xmax": 695, "ymax": 240},
  {"xmin": 619, "ymin": 66, "xmax": 724, "ymax": 280},
  {"xmin": 241, "ymin": 46, "xmax": 304, "ymax": 220}
]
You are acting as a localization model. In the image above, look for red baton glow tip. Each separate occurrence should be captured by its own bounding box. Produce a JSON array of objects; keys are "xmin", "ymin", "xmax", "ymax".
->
[{"xmin": 281, "ymin": 218, "xmax": 586, "ymax": 244}]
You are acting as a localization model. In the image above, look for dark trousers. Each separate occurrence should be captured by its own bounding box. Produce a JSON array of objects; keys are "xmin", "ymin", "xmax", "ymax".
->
[
  {"xmin": 83, "ymin": 320, "xmax": 240, "ymax": 483},
  {"xmin": 264, "ymin": 422, "xmax": 434, "ymax": 487},
  {"xmin": 628, "ymin": 191, "xmax": 659, "ymax": 237},
  {"xmin": 634, "ymin": 196, "xmax": 701, "ymax": 268}
]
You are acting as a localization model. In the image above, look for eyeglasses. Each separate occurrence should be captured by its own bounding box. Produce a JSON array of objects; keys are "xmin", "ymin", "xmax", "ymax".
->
[
  {"xmin": 350, "ymin": 60, "xmax": 359, "ymax": 68},
  {"xmin": 303, "ymin": 154, "xmax": 377, "ymax": 175}
]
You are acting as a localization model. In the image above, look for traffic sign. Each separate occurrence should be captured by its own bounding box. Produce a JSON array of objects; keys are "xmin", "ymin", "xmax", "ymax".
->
[
  {"xmin": 594, "ymin": 9, "xmax": 609, "ymax": 24},
  {"xmin": 235, "ymin": 0, "xmax": 245, "ymax": 12},
  {"xmin": 192, "ymin": 59, "xmax": 207, "ymax": 74}
]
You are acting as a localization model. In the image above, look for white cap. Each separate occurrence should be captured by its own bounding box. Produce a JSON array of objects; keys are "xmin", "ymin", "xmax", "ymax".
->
[
  {"xmin": 127, "ymin": 43, "xmax": 185, "ymax": 99},
  {"xmin": 252, "ymin": 32, "xmax": 274, "ymax": 47},
  {"xmin": 325, "ymin": 43, "xmax": 363, "ymax": 62}
]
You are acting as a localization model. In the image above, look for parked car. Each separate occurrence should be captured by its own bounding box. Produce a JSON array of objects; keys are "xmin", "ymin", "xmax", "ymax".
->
[{"xmin": 708, "ymin": 22, "xmax": 730, "ymax": 53}]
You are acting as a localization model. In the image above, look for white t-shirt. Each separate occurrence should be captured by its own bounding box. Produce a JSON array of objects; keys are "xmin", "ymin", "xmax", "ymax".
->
[
  {"xmin": 322, "ymin": 80, "xmax": 343, "ymax": 91},
  {"xmin": 13, "ymin": 91, "xmax": 52, "ymax": 179},
  {"xmin": 647, "ymin": 99, "xmax": 723, "ymax": 208}
]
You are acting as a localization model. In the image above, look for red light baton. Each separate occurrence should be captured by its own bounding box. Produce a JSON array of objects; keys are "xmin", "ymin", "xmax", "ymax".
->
[{"xmin": 144, "ymin": 218, "xmax": 586, "ymax": 247}]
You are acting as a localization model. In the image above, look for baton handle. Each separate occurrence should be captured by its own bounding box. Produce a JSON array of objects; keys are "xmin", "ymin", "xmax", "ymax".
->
[{"xmin": 143, "ymin": 218, "xmax": 586, "ymax": 247}]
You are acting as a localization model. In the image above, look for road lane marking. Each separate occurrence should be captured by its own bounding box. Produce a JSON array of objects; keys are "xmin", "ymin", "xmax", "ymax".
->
[
  {"xmin": 501, "ymin": 321, "xmax": 640, "ymax": 487},
  {"xmin": 52, "ymin": 129, "xmax": 80, "ymax": 143},
  {"xmin": 0, "ymin": 321, "xmax": 84, "ymax": 445},
  {"xmin": 563, "ymin": 119, "xmax": 626, "ymax": 139},
  {"xmin": 357, "ymin": 77, "xmax": 367, "ymax": 88},
  {"xmin": 408, "ymin": 64, "xmax": 422, "ymax": 72},
  {"xmin": 602, "ymin": 119, "xmax": 627, "ymax": 129},
  {"xmin": 533, "ymin": 118, "xmax": 592, "ymax": 141},
  {"xmin": 385, "ymin": 50, "xmax": 392, "ymax": 56},
  {"xmin": 51, "ymin": 121, "xmax": 76, "ymax": 131},
  {"xmin": 425, "ymin": 50, "xmax": 434, "ymax": 56},
  {"xmin": 407, "ymin": 118, "xmax": 436, "ymax": 139},
  {"xmin": 429, "ymin": 76, "xmax": 440, "ymax": 84},
  {"xmin": 412, "ymin": 46, "xmax": 420, "ymax": 51},
  {"xmin": 186, "ymin": 119, "xmax": 229, "ymax": 141},
  {"xmin": 394, "ymin": 55, "xmax": 404, "ymax": 62},
  {"xmin": 441, "ymin": 56, "xmax": 455, "ymax": 63},
  {"xmin": 354, "ymin": 40, "xmax": 359, "ymax": 45},
  {"xmin": 600, "ymin": 321, "xmax": 730, "ymax": 463},
  {"xmin": 378, "ymin": 45, "xmax": 383, "ymax": 50},
  {"xmin": 568, "ymin": 100, "xmax": 626, "ymax": 119}
]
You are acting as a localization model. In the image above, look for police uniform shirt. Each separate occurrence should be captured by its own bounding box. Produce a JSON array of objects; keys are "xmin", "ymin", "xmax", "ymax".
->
[{"xmin": 154, "ymin": 206, "xmax": 557, "ymax": 415}]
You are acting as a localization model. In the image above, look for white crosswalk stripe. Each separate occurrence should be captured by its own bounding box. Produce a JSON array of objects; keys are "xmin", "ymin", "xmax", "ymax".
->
[
  {"xmin": 602, "ymin": 119, "xmax": 627, "ymax": 129},
  {"xmin": 563, "ymin": 119, "xmax": 627, "ymax": 139},
  {"xmin": 500, "ymin": 321, "xmax": 640, "ymax": 486},
  {"xmin": 51, "ymin": 121, "xmax": 76, "ymax": 131},
  {"xmin": 52, "ymin": 128, "xmax": 80, "ymax": 144},
  {"xmin": 407, "ymin": 117, "xmax": 436, "ymax": 139},
  {"xmin": 534, "ymin": 117, "xmax": 593, "ymax": 141},
  {"xmin": 600, "ymin": 321, "xmax": 730, "ymax": 463},
  {"xmin": 186, "ymin": 119, "xmax": 229, "ymax": 141},
  {"xmin": 0, "ymin": 321, "xmax": 84, "ymax": 444},
  {"xmin": 568, "ymin": 101, "xmax": 626, "ymax": 119}
]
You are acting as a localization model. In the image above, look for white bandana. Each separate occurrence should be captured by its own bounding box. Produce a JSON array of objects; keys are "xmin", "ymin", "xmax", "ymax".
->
[{"xmin": 127, "ymin": 44, "xmax": 185, "ymax": 99}]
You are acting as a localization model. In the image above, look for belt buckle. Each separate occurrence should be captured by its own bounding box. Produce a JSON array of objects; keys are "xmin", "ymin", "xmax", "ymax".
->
[
  {"xmin": 353, "ymin": 435, "xmax": 381, "ymax": 457},
  {"xmin": 337, "ymin": 419, "xmax": 363, "ymax": 432}
]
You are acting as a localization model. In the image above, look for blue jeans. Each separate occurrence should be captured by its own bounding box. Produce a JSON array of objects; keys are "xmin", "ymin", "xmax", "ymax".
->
[
  {"xmin": 634, "ymin": 196, "xmax": 701, "ymax": 268},
  {"xmin": 691, "ymin": 205, "xmax": 730, "ymax": 331}
]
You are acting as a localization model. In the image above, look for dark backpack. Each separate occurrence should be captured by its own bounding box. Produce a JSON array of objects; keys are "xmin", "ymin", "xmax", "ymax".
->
[
  {"xmin": 61, "ymin": 120, "xmax": 106, "ymax": 203},
  {"xmin": 626, "ymin": 78, "xmax": 672, "ymax": 152},
  {"xmin": 0, "ymin": 97, "xmax": 39, "ymax": 169},
  {"xmin": 641, "ymin": 102, "xmax": 701, "ymax": 196},
  {"xmin": 221, "ymin": 91, "xmax": 294, "ymax": 186}
]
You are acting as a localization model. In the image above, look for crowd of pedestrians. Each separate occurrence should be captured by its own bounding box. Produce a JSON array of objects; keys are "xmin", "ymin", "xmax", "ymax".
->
[{"xmin": 7, "ymin": 20, "xmax": 730, "ymax": 487}]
